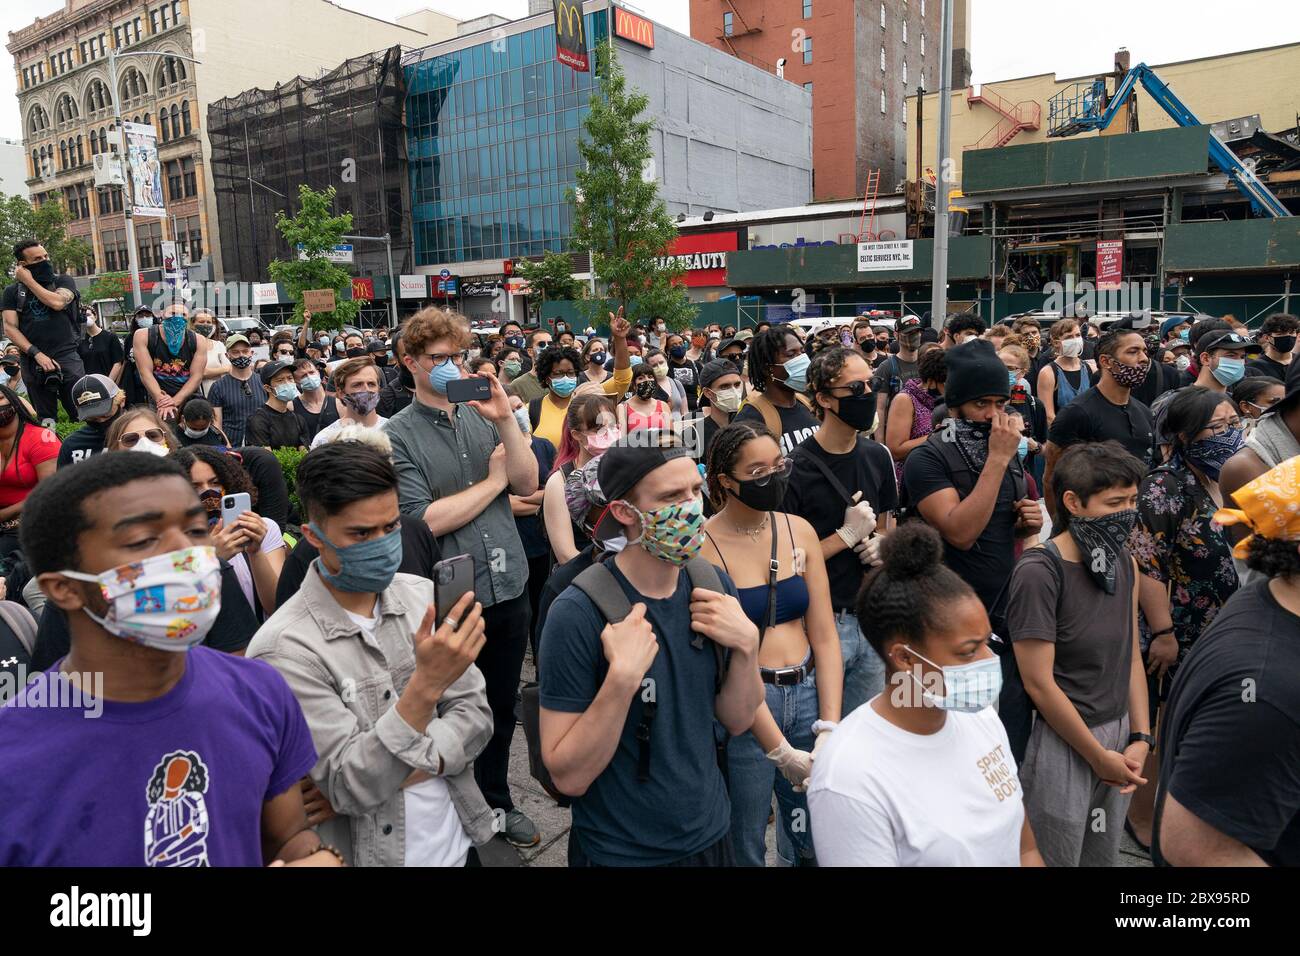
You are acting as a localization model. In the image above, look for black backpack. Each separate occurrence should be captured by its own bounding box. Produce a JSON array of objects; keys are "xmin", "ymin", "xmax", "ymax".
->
[{"xmin": 520, "ymin": 556, "xmax": 729, "ymax": 807}]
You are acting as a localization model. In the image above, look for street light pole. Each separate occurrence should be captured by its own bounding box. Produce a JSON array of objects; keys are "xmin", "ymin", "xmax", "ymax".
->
[
  {"xmin": 930, "ymin": 0, "xmax": 955, "ymax": 327},
  {"xmin": 107, "ymin": 47, "xmax": 202, "ymax": 312},
  {"xmin": 343, "ymin": 234, "xmax": 398, "ymax": 328}
]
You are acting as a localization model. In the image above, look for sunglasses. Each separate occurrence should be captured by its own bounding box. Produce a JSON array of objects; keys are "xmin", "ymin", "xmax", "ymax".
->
[{"xmin": 119, "ymin": 429, "xmax": 167, "ymax": 448}]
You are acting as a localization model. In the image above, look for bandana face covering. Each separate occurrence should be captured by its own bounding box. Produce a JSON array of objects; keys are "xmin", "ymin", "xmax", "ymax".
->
[
  {"xmin": 1181, "ymin": 428, "xmax": 1244, "ymax": 482},
  {"xmin": 1066, "ymin": 509, "xmax": 1137, "ymax": 594},
  {"xmin": 58, "ymin": 547, "xmax": 222, "ymax": 652},
  {"xmin": 951, "ymin": 418, "xmax": 992, "ymax": 471}
]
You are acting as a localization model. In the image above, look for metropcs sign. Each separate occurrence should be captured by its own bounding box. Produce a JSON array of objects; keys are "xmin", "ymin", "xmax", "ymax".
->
[{"xmin": 612, "ymin": 6, "xmax": 655, "ymax": 48}]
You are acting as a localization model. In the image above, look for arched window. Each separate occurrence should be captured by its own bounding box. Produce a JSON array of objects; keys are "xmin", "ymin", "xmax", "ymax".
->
[
  {"xmin": 181, "ymin": 101, "xmax": 191, "ymax": 135},
  {"xmin": 76, "ymin": 135, "xmax": 84, "ymax": 166},
  {"xmin": 55, "ymin": 93, "xmax": 78, "ymax": 125},
  {"xmin": 59, "ymin": 140, "xmax": 68, "ymax": 169},
  {"xmin": 160, "ymin": 111, "xmax": 170, "ymax": 142},
  {"xmin": 30, "ymin": 150, "xmax": 38, "ymax": 176},
  {"xmin": 120, "ymin": 67, "xmax": 146, "ymax": 103},
  {"xmin": 158, "ymin": 57, "xmax": 186, "ymax": 88},
  {"xmin": 171, "ymin": 104, "xmax": 181, "ymax": 137},
  {"xmin": 28, "ymin": 105, "xmax": 49, "ymax": 135},
  {"xmin": 85, "ymin": 79, "xmax": 112, "ymax": 114},
  {"xmin": 98, "ymin": 128, "xmax": 108, "ymax": 153}
]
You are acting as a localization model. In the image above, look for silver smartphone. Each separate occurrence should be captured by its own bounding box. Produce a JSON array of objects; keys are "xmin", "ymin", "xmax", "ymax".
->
[{"xmin": 220, "ymin": 492, "xmax": 252, "ymax": 528}]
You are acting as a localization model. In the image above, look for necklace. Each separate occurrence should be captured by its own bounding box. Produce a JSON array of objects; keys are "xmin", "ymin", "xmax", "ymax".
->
[{"xmin": 731, "ymin": 512, "xmax": 769, "ymax": 539}]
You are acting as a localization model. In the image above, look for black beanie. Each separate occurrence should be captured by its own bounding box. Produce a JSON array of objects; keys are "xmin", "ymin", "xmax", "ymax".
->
[{"xmin": 944, "ymin": 339, "xmax": 1011, "ymax": 408}]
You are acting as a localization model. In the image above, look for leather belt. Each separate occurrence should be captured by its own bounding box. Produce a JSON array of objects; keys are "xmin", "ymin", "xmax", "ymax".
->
[{"xmin": 760, "ymin": 652, "xmax": 814, "ymax": 686}]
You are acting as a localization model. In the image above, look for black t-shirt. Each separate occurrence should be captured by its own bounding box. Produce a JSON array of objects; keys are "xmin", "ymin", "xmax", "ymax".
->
[
  {"xmin": 274, "ymin": 513, "xmax": 439, "ymax": 609},
  {"xmin": 1, "ymin": 276, "xmax": 79, "ymax": 353},
  {"xmin": 1246, "ymin": 355, "xmax": 1290, "ymax": 381},
  {"xmin": 1047, "ymin": 386, "xmax": 1155, "ymax": 467},
  {"xmin": 903, "ymin": 440, "xmax": 1020, "ymax": 615},
  {"xmin": 378, "ymin": 382, "xmax": 413, "ymax": 419},
  {"xmin": 56, "ymin": 420, "xmax": 110, "ymax": 468},
  {"xmin": 734, "ymin": 399, "xmax": 820, "ymax": 456},
  {"xmin": 77, "ymin": 328, "xmax": 125, "ymax": 378},
  {"xmin": 29, "ymin": 562, "xmax": 255, "ymax": 670},
  {"xmin": 178, "ymin": 428, "xmax": 228, "ymax": 448},
  {"xmin": 236, "ymin": 445, "xmax": 291, "ymax": 528},
  {"xmin": 1128, "ymin": 359, "xmax": 1178, "ymax": 408},
  {"xmin": 1153, "ymin": 579, "xmax": 1300, "ymax": 867},
  {"xmin": 295, "ymin": 397, "xmax": 339, "ymax": 443},
  {"xmin": 784, "ymin": 435, "xmax": 899, "ymax": 611},
  {"xmin": 246, "ymin": 405, "xmax": 308, "ymax": 450},
  {"xmin": 669, "ymin": 360, "xmax": 700, "ymax": 412}
]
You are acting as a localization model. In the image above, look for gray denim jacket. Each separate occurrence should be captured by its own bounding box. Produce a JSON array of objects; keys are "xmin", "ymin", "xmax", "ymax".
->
[{"xmin": 246, "ymin": 566, "xmax": 496, "ymax": 865}]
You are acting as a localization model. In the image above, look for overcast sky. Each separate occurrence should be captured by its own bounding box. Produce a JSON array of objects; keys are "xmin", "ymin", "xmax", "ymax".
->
[{"xmin": 3, "ymin": 0, "xmax": 1298, "ymax": 140}]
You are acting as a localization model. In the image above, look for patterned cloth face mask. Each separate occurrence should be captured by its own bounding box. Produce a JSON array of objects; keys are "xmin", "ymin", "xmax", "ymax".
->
[
  {"xmin": 58, "ymin": 547, "xmax": 222, "ymax": 652},
  {"xmin": 619, "ymin": 495, "xmax": 705, "ymax": 566},
  {"xmin": 1066, "ymin": 508, "xmax": 1137, "ymax": 594}
]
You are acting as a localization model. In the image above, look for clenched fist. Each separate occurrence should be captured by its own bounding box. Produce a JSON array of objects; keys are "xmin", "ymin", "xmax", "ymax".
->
[{"xmin": 601, "ymin": 602, "xmax": 659, "ymax": 687}]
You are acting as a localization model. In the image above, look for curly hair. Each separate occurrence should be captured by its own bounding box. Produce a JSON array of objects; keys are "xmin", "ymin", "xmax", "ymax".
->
[
  {"xmin": 1244, "ymin": 534, "xmax": 1300, "ymax": 579},
  {"xmin": 705, "ymin": 420, "xmax": 777, "ymax": 508},
  {"xmin": 173, "ymin": 445, "xmax": 256, "ymax": 502},
  {"xmin": 918, "ymin": 345, "xmax": 948, "ymax": 385},
  {"xmin": 534, "ymin": 345, "xmax": 583, "ymax": 385},
  {"xmin": 747, "ymin": 326, "xmax": 798, "ymax": 392},
  {"xmin": 402, "ymin": 306, "xmax": 470, "ymax": 357},
  {"xmin": 808, "ymin": 345, "xmax": 857, "ymax": 421}
]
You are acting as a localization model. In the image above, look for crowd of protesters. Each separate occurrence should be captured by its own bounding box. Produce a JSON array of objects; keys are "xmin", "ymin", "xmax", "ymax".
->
[{"xmin": 0, "ymin": 237, "xmax": 1296, "ymax": 868}]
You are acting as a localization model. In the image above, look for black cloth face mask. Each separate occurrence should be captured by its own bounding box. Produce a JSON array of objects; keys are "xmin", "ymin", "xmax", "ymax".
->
[{"xmin": 1066, "ymin": 509, "xmax": 1137, "ymax": 594}]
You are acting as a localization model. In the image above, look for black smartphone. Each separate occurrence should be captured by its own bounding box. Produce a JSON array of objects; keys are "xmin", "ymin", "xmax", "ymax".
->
[
  {"xmin": 433, "ymin": 554, "xmax": 475, "ymax": 626},
  {"xmin": 445, "ymin": 376, "xmax": 491, "ymax": 404}
]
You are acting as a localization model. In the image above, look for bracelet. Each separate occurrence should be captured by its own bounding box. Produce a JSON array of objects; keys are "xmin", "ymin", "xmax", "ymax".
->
[
  {"xmin": 1151, "ymin": 626, "xmax": 1175, "ymax": 639},
  {"xmin": 312, "ymin": 842, "xmax": 346, "ymax": 865},
  {"xmin": 811, "ymin": 719, "xmax": 839, "ymax": 735}
]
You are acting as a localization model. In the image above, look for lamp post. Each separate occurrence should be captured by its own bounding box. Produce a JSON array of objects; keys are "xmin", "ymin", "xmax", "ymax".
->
[
  {"xmin": 930, "ymin": 0, "xmax": 955, "ymax": 327},
  {"xmin": 342, "ymin": 234, "xmax": 398, "ymax": 328},
  {"xmin": 107, "ymin": 46, "xmax": 202, "ymax": 311}
]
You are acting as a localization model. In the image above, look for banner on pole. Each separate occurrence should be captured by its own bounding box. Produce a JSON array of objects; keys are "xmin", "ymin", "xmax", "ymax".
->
[
  {"xmin": 553, "ymin": 0, "xmax": 589, "ymax": 72},
  {"xmin": 1096, "ymin": 240, "xmax": 1123, "ymax": 291},
  {"xmin": 123, "ymin": 121, "xmax": 165, "ymax": 220}
]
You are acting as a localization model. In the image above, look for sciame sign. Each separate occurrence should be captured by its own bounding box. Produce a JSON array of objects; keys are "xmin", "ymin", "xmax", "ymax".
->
[{"xmin": 857, "ymin": 240, "xmax": 914, "ymax": 272}]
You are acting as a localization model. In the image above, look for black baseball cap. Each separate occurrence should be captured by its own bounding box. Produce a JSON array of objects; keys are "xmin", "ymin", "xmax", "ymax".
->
[
  {"xmin": 1198, "ymin": 330, "xmax": 1250, "ymax": 353},
  {"xmin": 717, "ymin": 337, "xmax": 744, "ymax": 354},
  {"xmin": 366, "ymin": 339, "xmax": 387, "ymax": 354},
  {"xmin": 592, "ymin": 436, "xmax": 693, "ymax": 543},
  {"xmin": 71, "ymin": 373, "xmax": 119, "ymax": 420},
  {"xmin": 699, "ymin": 358, "xmax": 741, "ymax": 388},
  {"xmin": 259, "ymin": 359, "xmax": 295, "ymax": 385},
  {"xmin": 898, "ymin": 316, "xmax": 923, "ymax": 332}
]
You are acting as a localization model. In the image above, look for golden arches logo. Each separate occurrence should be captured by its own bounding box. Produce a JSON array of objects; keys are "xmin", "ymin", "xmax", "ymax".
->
[{"xmin": 555, "ymin": 0, "xmax": 585, "ymax": 43}]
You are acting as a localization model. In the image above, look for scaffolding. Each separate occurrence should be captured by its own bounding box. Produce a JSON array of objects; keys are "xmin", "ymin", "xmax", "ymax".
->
[{"xmin": 206, "ymin": 46, "xmax": 411, "ymax": 306}]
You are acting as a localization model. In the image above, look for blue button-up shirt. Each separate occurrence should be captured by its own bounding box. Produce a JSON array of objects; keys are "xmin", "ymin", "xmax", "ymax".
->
[{"xmin": 386, "ymin": 399, "xmax": 527, "ymax": 607}]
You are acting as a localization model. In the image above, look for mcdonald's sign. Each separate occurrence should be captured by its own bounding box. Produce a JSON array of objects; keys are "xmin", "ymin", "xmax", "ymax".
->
[
  {"xmin": 612, "ymin": 6, "xmax": 655, "ymax": 49},
  {"xmin": 553, "ymin": 0, "xmax": 589, "ymax": 72}
]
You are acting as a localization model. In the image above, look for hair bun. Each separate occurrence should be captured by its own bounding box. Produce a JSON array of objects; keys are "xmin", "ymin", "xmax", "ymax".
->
[{"xmin": 880, "ymin": 523, "xmax": 944, "ymax": 580}]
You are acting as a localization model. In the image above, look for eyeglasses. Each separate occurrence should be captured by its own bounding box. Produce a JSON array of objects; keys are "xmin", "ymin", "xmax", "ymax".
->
[
  {"xmin": 1206, "ymin": 418, "xmax": 1243, "ymax": 437},
  {"xmin": 734, "ymin": 458, "xmax": 793, "ymax": 485},
  {"xmin": 119, "ymin": 429, "xmax": 167, "ymax": 448},
  {"xmin": 420, "ymin": 350, "xmax": 469, "ymax": 368},
  {"xmin": 820, "ymin": 380, "xmax": 870, "ymax": 398}
]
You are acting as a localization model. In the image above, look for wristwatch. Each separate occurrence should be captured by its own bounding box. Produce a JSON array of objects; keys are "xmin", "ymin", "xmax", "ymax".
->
[{"xmin": 1127, "ymin": 732, "xmax": 1155, "ymax": 749}]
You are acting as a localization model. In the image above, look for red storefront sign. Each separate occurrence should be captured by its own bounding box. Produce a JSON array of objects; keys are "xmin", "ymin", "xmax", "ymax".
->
[
  {"xmin": 1096, "ymin": 240, "xmax": 1123, "ymax": 291},
  {"xmin": 613, "ymin": 6, "xmax": 655, "ymax": 49},
  {"xmin": 655, "ymin": 231, "xmax": 739, "ymax": 287},
  {"xmin": 352, "ymin": 277, "xmax": 375, "ymax": 300}
]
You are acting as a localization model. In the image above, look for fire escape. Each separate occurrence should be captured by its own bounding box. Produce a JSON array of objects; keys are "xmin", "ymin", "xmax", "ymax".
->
[
  {"xmin": 965, "ymin": 85, "xmax": 1041, "ymax": 150},
  {"xmin": 717, "ymin": 0, "xmax": 762, "ymax": 56}
]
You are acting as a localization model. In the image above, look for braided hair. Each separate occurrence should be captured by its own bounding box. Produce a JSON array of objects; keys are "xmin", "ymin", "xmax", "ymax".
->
[
  {"xmin": 854, "ymin": 523, "xmax": 976, "ymax": 662},
  {"xmin": 748, "ymin": 326, "xmax": 796, "ymax": 392},
  {"xmin": 705, "ymin": 420, "xmax": 776, "ymax": 508}
]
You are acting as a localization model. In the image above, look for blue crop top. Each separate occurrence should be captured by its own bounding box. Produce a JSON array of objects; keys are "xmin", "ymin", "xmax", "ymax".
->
[{"xmin": 705, "ymin": 516, "xmax": 810, "ymax": 631}]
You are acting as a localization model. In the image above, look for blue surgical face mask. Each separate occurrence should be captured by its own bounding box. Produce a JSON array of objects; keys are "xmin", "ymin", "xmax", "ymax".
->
[
  {"xmin": 549, "ymin": 375, "xmax": 577, "ymax": 397},
  {"xmin": 903, "ymin": 645, "xmax": 1003, "ymax": 712},
  {"xmin": 274, "ymin": 382, "xmax": 300, "ymax": 402},
  {"xmin": 1211, "ymin": 356, "xmax": 1246, "ymax": 387},
  {"xmin": 428, "ymin": 357, "xmax": 461, "ymax": 395},
  {"xmin": 137, "ymin": 317, "xmax": 155, "ymax": 328},
  {"xmin": 311, "ymin": 524, "xmax": 403, "ymax": 593},
  {"xmin": 781, "ymin": 352, "xmax": 811, "ymax": 393},
  {"xmin": 629, "ymin": 354, "xmax": 643, "ymax": 367},
  {"xmin": 1017, "ymin": 436, "xmax": 1029, "ymax": 460},
  {"xmin": 299, "ymin": 373, "xmax": 321, "ymax": 392},
  {"xmin": 1008, "ymin": 371, "xmax": 1018, "ymax": 390}
]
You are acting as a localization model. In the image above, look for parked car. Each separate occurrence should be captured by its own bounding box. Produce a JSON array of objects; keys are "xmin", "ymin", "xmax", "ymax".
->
[{"xmin": 216, "ymin": 316, "xmax": 272, "ymax": 338}]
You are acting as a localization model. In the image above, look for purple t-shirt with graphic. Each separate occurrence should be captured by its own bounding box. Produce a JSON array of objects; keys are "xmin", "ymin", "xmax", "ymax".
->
[{"xmin": 0, "ymin": 645, "xmax": 316, "ymax": 866}]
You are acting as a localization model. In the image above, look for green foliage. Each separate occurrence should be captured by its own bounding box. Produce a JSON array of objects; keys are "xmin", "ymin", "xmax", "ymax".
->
[
  {"xmin": 571, "ymin": 44, "xmax": 695, "ymax": 332},
  {"xmin": 515, "ymin": 250, "xmax": 585, "ymax": 318},
  {"xmin": 84, "ymin": 271, "xmax": 131, "ymax": 314},
  {"xmin": 273, "ymin": 445, "xmax": 309, "ymax": 515},
  {"xmin": 267, "ymin": 185, "xmax": 365, "ymax": 331},
  {"xmin": 0, "ymin": 192, "xmax": 93, "ymax": 275}
]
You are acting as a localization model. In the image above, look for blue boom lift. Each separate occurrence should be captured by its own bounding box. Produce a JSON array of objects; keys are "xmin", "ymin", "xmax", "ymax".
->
[{"xmin": 1047, "ymin": 63, "xmax": 1291, "ymax": 218}]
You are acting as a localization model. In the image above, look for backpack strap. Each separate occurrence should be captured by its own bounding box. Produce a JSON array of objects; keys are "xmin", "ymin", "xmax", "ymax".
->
[
  {"xmin": 570, "ymin": 562, "xmax": 633, "ymax": 624},
  {"xmin": 683, "ymin": 557, "xmax": 729, "ymax": 686},
  {"xmin": 0, "ymin": 600, "xmax": 37, "ymax": 658},
  {"xmin": 746, "ymin": 392, "xmax": 783, "ymax": 441}
]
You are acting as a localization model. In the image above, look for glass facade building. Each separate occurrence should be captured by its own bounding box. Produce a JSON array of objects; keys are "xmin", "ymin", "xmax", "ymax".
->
[{"xmin": 406, "ymin": 13, "xmax": 608, "ymax": 266}]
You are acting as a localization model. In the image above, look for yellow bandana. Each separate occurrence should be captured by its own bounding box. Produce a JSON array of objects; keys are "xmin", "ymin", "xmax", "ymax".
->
[{"xmin": 1214, "ymin": 455, "xmax": 1300, "ymax": 559}]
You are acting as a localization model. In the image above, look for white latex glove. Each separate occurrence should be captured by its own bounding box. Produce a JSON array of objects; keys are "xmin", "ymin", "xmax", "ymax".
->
[
  {"xmin": 765, "ymin": 740, "xmax": 814, "ymax": 791},
  {"xmin": 811, "ymin": 730, "xmax": 833, "ymax": 759},
  {"xmin": 836, "ymin": 500, "xmax": 877, "ymax": 548},
  {"xmin": 853, "ymin": 533, "xmax": 885, "ymax": 566}
]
